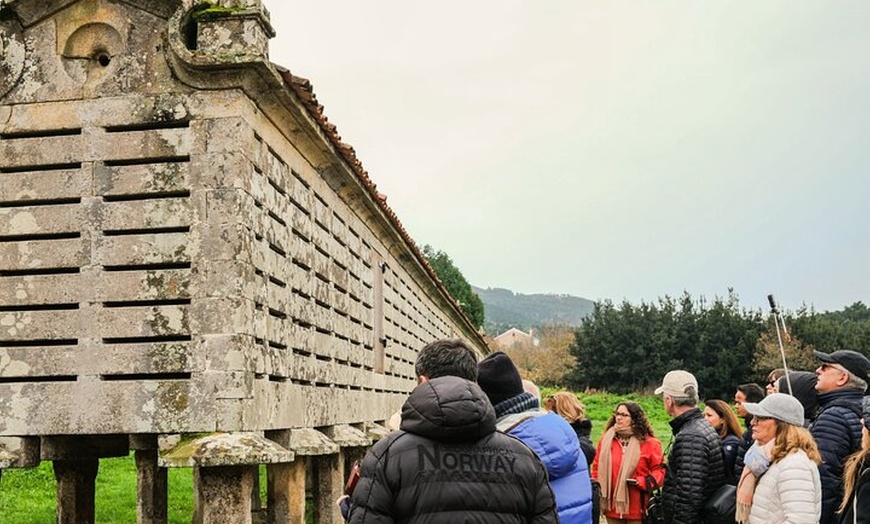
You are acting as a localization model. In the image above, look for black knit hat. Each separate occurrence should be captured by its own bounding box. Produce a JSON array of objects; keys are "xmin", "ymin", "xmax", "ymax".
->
[{"xmin": 477, "ymin": 351, "xmax": 523, "ymax": 406}]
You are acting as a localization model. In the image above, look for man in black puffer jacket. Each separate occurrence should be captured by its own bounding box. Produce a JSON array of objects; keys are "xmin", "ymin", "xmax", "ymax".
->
[
  {"xmin": 348, "ymin": 339, "xmax": 559, "ymax": 524},
  {"xmin": 655, "ymin": 370, "xmax": 726, "ymax": 524},
  {"xmin": 809, "ymin": 349, "xmax": 870, "ymax": 524}
]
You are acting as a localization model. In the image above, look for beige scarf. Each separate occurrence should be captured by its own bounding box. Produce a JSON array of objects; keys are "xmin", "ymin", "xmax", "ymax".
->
[
  {"xmin": 735, "ymin": 440, "xmax": 775, "ymax": 524},
  {"xmin": 598, "ymin": 426, "xmax": 641, "ymax": 515}
]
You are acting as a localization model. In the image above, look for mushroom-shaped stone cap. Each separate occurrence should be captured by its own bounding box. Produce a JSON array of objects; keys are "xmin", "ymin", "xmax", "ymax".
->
[{"xmin": 159, "ymin": 432, "xmax": 294, "ymax": 468}]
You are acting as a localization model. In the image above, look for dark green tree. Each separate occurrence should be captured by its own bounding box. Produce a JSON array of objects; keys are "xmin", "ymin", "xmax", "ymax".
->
[
  {"xmin": 786, "ymin": 302, "xmax": 870, "ymax": 356},
  {"xmin": 421, "ymin": 245, "xmax": 485, "ymax": 329},
  {"xmin": 566, "ymin": 290, "xmax": 763, "ymax": 398}
]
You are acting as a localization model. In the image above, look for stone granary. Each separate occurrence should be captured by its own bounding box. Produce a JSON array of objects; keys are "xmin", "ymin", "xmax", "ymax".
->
[{"xmin": 0, "ymin": 0, "xmax": 486, "ymax": 522}]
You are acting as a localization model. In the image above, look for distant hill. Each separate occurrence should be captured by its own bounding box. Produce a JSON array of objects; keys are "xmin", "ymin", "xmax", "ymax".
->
[{"xmin": 472, "ymin": 286, "xmax": 596, "ymax": 334}]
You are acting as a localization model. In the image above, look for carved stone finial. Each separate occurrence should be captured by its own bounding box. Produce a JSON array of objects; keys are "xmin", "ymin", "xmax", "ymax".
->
[{"xmin": 190, "ymin": 1, "xmax": 275, "ymax": 62}]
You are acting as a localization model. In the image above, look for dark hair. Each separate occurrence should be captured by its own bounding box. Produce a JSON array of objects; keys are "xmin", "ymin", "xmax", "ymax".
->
[
  {"xmin": 415, "ymin": 339, "xmax": 478, "ymax": 381},
  {"xmin": 604, "ymin": 401, "xmax": 655, "ymax": 439},
  {"xmin": 704, "ymin": 399, "xmax": 743, "ymax": 439},
  {"xmin": 737, "ymin": 383, "xmax": 765, "ymax": 403},
  {"xmin": 767, "ymin": 368, "xmax": 786, "ymax": 384}
]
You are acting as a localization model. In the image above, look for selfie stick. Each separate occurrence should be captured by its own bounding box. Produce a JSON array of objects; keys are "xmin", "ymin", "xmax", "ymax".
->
[{"xmin": 768, "ymin": 294, "xmax": 793, "ymax": 394}]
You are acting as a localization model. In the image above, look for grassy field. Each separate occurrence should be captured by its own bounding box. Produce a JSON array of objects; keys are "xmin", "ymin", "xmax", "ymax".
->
[
  {"xmin": 543, "ymin": 389, "xmax": 674, "ymax": 446},
  {"xmin": 0, "ymin": 460, "xmax": 271, "ymax": 523},
  {"xmin": 0, "ymin": 392, "xmax": 671, "ymax": 522}
]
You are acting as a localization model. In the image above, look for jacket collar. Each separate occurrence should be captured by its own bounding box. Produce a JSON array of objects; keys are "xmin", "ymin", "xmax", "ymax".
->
[
  {"xmin": 492, "ymin": 391, "xmax": 540, "ymax": 419},
  {"xmin": 669, "ymin": 407, "xmax": 703, "ymax": 434},
  {"xmin": 817, "ymin": 387, "xmax": 864, "ymax": 406}
]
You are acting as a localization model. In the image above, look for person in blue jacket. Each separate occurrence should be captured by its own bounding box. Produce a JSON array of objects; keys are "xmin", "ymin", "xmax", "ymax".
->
[{"xmin": 478, "ymin": 351, "xmax": 594, "ymax": 524}]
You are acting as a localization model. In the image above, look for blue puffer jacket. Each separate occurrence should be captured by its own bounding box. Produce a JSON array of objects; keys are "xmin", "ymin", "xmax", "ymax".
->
[
  {"xmin": 810, "ymin": 388, "xmax": 864, "ymax": 524},
  {"xmin": 500, "ymin": 411, "xmax": 594, "ymax": 524}
]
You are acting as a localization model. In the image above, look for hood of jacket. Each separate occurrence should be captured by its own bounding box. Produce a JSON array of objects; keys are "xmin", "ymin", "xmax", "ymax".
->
[
  {"xmin": 778, "ymin": 371, "xmax": 819, "ymax": 420},
  {"xmin": 400, "ymin": 376, "xmax": 496, "ymax": 443}
]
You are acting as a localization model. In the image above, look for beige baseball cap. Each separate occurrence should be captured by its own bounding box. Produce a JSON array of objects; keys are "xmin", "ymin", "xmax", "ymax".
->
[{"xmin": 654, "ymin": 370, "xmax": 698, "ymax": 397}]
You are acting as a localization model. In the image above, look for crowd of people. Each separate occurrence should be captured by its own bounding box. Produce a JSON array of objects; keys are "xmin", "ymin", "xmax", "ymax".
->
[{"xmin": 341, "ymin": 340, "xmax": 870, "ymax": 524}]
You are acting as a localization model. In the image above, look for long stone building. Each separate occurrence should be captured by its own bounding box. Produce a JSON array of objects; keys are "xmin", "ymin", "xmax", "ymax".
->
[{"xmin": 0, "ymin": 0, "xmax": 487, "ymax": 522}]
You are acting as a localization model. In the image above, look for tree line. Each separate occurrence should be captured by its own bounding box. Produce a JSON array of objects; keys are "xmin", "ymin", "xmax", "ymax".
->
[
  {"xmin": 564, "ymin": 291, "xmax": 870, "ymax": 398},
  {"xmin": 421, "ymin": 244, "xmax": 870, "ymax": 398},
  {"xmin": 504, "ymin": 292, "xmax": 870, "ymax": 400}
]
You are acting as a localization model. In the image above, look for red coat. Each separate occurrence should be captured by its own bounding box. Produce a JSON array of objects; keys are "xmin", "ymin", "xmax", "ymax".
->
[{"xmin": 591, "ymin": 434, "xmax": 665, "ymax": 520}]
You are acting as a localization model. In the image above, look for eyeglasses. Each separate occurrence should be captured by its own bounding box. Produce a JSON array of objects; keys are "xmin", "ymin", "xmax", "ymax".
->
[
  {"xmin": 821, "ymin": 363, "xmax": 847, "ymax": 374},
  {"xmin": 613, "ymin": 412, "xmax": 631, "ymax": 418},
  {"xmin": 753, "ymin": 415, "xmax": 773, "ymax": 422}
]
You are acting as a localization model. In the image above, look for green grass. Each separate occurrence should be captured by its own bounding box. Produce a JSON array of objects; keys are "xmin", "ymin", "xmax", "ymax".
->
[
  {"xmin": 0, "ymin": 457, "xmax": 269, "ymax": 523},
  {"xmin": 542, "ymin": 390, "xmax": 673, "ymax": 448},
  {"xmin": 0, "ymin": 460, "xmax": 55, "ymax": 522}
]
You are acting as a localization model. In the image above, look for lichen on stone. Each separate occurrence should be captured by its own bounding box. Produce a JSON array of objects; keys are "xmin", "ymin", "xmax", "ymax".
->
[{"xmin": 192, "ymin": 3, "xmax": 248, "ymax": 23}]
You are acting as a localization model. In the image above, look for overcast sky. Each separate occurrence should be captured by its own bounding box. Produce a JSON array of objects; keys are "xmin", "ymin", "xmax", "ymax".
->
[{"xmin": 265, "ymin": 2, "xmax": 870, "ymax": 314}]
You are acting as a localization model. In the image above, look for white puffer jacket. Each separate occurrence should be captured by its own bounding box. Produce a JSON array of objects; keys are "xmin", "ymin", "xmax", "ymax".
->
[{"xmin": 748, "ymin": 449, "xmax": 821, "ymax": 524}]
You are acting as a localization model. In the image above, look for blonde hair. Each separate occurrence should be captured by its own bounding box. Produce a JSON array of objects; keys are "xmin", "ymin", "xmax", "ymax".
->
[
  {"xmin": 839, "ymin": 427, "xmax": 870, "ymax": 513},
  {"xmin": 550, "ymin": 392, "xmax": 586, "ymax": 423},
  {"xmin": 771, "ymin": 421, "xmax": 821, "ymax": 464}
]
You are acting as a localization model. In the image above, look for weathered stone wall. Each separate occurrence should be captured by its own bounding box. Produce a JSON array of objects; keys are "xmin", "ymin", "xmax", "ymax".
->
[{"xmin": 0, "ymin": 0, "xmax": 486, "ymax": 440}]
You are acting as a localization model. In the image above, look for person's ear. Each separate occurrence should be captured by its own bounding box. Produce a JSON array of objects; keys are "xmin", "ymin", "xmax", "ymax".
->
[
  {"xmin": 417, "ymin": 376, "xmax": 429, "ymax": 385},
  {"xmin": 836, "ymin": 372, "xmax": 849, "ymax": 387}
]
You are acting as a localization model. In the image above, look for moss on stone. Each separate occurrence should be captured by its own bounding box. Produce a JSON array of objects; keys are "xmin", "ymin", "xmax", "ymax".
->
[{"xmin": 192, "ymin": 3, "xmax": 248, "ymax": 23}]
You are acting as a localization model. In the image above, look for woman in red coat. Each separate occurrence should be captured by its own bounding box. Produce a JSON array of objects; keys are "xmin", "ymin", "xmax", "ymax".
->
[{"xmin": 592, "ymin": 401, "xmax": 665, "ymax": 524}]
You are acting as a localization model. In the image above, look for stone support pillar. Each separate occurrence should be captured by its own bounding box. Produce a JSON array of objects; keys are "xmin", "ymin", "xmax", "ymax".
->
[
  {"xmin": 316, "ymin": 425, "xmax": 371, "ymax": 523},
  {"xmin": 131, "ymin": 435, "xmax": 168, "ymax": 524},
  {"xmin": 159, "ymin": 432, "xmax": 294, "ymax": 524},
  {"xmin": 314, "ymin": 452, "xmax": 344, "ymax": 524},
  {"xmin": 273, "ymin": 427, "xmax": 341, "ymax": 524},
  {"xmin": 267, "ymin": 458, "xmax": 307, "ymax": 524},
  {"xmin": 251, "ymin": 471, "xmax": 262, "ymax": 514},
  {"xmin": 194, "ymin": 465, "xmax": 256, "ymax": 524},
  {"xmin": 135, "ymin": 449, "xmax": 168, "ymax": 524},
  {"xmin": 42, "ymin": 435, "xmax": 128, "ymax": 524},
  {"xmin": 54, "ymin": 457, "xmax": 99, "ymax": 524}
]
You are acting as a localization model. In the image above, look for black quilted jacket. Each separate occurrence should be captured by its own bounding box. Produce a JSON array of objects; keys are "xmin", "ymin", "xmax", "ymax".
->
[
  {"xmin": 347, "ymin": 376, "xmax": 559, "ymax": 524},
  {"xmin": 661, "ymin": 408, "xmax": 726, "ymax": 524},
  {"xmin": 810, "ymin": 389, "xmax": 864, "ymax": 524}
]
